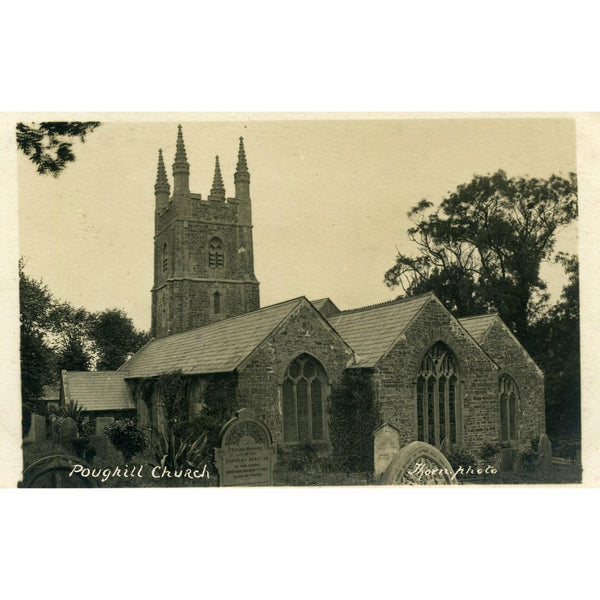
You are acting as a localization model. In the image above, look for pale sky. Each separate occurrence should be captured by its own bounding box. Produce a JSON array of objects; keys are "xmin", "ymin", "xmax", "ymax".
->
[{"xmin": 18, "ymin": 117, "xmax": 578, "ymax": 332}]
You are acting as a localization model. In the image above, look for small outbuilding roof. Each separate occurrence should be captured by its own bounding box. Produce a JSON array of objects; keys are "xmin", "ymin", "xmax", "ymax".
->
[
  {"xmin": 327, "ymin": 293, "xmax": 433, "ymax": 367},
  {"xmin": 458, "ymin": 313, "xmax": 498, "ymax": 343},
  {"xmin": 119, "ymin": 297, "xmax": 306, "ymax": 378},
  {"xmin": 61, "ymin": 371, "xmax": 135, "ymax": 411}
]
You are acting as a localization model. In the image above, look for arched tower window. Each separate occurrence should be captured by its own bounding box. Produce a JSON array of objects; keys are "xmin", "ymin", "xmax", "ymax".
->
[
  {"xmin": 162, "ymin": 243, "xmax": 168, "ymax": 272},
  {"xmin": 282, "ymin": 354, "xmax": 327, "ymax": 443},
  {"xmin": 499, "ymin": 375, "xmax": 518, "ymax": 444},
  {"xmin": 213, "ymin": 291, "xmax": 221, "ymax": 314},
  {"xmin": 416, "ymin": 342, "xmax": 459, "ymax": 448},
  {"xmin": 208, "ymin": 237, "xmax": 224, "ymax": 269}
]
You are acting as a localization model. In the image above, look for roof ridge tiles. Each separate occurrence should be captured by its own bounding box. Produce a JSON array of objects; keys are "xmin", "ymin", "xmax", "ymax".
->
[
  {"xmin": 458, "ymin": 312, "xmax": 498, "ymax": 321},
  {"xmin": 336, "ymin": 292, "xmax": 433, "ymax": 316}
]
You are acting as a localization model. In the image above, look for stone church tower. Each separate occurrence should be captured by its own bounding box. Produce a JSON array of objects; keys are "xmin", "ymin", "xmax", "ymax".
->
[{"xmin": 151, "ymin": 126, "xmax": 260, "ymax": 338}]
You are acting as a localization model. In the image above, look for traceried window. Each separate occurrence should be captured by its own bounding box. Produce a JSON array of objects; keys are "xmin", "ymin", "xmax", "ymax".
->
[
  {"xmin": 499, "ymin": 375, "xmax": 518, "ymax": 444},
  {"xmin": 416, "ymin": 342, "xmax": 459, "ymax": 447},
  {"xmin": 282, "ymin": 354, "xmax": 327, "ymax": 443},
  {"xmin": 162, "ymin": 243, "xmax": 168, "ymax": 272},
  {"xmin": 213, "ymin": 291, "xmax": 221, "ymax": 314},
  {"xmin": 208, "ymin": 237, "xmax": 224, "ymax": 269}
]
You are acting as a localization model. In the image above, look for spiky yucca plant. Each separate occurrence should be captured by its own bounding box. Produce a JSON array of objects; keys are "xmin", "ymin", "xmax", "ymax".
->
[{"xmin": 152, "ymin": 429, "xmax": 208, "ymax": 472}]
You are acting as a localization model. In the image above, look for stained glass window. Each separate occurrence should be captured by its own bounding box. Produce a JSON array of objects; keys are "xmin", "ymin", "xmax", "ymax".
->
[
  {"xmin": 417, "ymin": 342, "xmax": 459, "ymax": 447},
  {"xmin": 282, "ymin": 354, "xmax": 327, "ymax": 442}
]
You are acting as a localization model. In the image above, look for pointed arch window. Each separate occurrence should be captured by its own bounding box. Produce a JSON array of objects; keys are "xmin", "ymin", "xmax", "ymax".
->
[
  {"xmin": 208, "ymin": 237, "xmax": 224, "ymax": 269},
  {"xmin": 282, "ymin": 354, "xmax": 327, "ymax": 443},
  {"xmin": 162, "ymin": 243, "xmax": 168, "ymax": 272},
  {"xmin": 499, "ymin": 375, "xmax": 518, "ymax": 444},
  {"xmin": 416, "ymin": 342, "xmax": 459, "ymax": 448}
]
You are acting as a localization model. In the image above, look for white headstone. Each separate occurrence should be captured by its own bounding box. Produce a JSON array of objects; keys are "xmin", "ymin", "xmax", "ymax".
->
[{"xmin": 373, "ymin": 423, "xmax": 401, "ymax": 478}]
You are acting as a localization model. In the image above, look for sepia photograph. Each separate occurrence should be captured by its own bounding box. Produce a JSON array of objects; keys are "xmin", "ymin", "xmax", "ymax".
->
[{"xmin": 13, "ymin": 116, "xmax": 581, "ymax": 487}]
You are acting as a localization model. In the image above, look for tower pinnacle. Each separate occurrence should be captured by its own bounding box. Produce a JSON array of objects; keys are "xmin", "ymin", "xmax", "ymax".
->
[
  {"xmin": 154, "ymin": 149, "xmax": 170, "ymax": 205},
  {"xmin": 210, "ymin": 155, "xmax": 226, "ymax": 198},
  {"xmin": 234, "ymin": 136, "xmax": 250, "ymax": 200},
  {"xmin": 236, "ymin": 136, "xmax": 249, "ymax": 175},
  {"xmin": 172, "ymin": 124, "xmax": 190, "ymax": 195}
]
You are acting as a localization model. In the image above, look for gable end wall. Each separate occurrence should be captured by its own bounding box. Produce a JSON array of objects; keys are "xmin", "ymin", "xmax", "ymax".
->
[{"xmin": 374, "ymin": 299, "xmax": 499, "ymax": 452}]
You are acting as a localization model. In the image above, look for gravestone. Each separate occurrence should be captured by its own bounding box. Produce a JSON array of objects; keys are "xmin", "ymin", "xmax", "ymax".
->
[
  {"xmin": 214, "ymin": 408, "xmax": 277, "ymax": 487},
  {"xmin": 95, "ymin": 416, "xmax": 114, "ymax": 435},
  {"xmin": 23, "ymin": 414, "xmax": 46, "ymax": 444},
  {"xmin": 382, "ymin": 441, "xmax": 457, "ymax": 485},
  {"xmin": 373, "ymin": 423, "xmax": 400, "ymax": 478},
  {"xmin": 59, "ymin": 417, "xmax": 78, "ymax": 445},
  {"xmin": 538, "ymin": 433, "xmax": 552, "ymax": 471},
  {"xmin": 89, "ymin": 434, "xmax": 109, "ymax": 460},
  {"xmin": 20, "ymin": 456, "xmax": 99, "ymax": 488}
]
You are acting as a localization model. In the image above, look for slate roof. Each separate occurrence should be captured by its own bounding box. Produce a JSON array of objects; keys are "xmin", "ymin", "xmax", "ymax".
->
[
  {"xmin": 120, "ymin": 297, "xmax": 305, "ymax": 378},
  {"xmin": 458, "ymin": 314, "xmax": 498, "ymax": 343},
  {"xmin": 61, "ymin": 371, "xmax": 135, "ymax": 411},
  {"xmin": 327, "ymin": 293, "xmax": 433, "ymax": 368}
]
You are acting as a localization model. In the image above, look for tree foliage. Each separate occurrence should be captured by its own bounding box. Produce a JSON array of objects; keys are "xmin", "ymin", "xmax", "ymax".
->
[
  {"xmin": 90, "ymin": 309, "xmax": 150, "ymax": 370},
  {"xmin": 19, "ymin": 261, "xmax": 149, "ymax": 403},
  {"xmin": 529, "ymin": 254, "xmax": 580, "ymax": 439},
  {"xmin": 385, "ymin": 170, "xmax": 578, "ymax": 342},
  {"xmin": 17, "ymin": 121, "xmax": 100, "ymax": 176}
]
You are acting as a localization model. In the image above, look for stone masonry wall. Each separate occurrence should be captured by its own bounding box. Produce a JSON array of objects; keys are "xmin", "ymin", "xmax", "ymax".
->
[
  {"xmin": 479, "ymin": 319, "xmax": 545, "ymax": 448},
  {"xmin": 236, "ymin": 300, "xmax": 354, "ymax": 447},
  {"xmin": 375, "ymin": 298, "xmax": 500, "ymax": 453}
]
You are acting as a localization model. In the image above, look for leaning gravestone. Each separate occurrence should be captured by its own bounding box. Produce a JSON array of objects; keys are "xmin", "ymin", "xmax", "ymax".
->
[
  {"xmin": 59, "ymin": 417, "xmax": 79, "ymax": 446},
  {"xmin": 23, "ymin": 414, "xmax": 46, "ymax": 444},
  {"xmin": 382, "ymin": 441, "xmax": 457, "ymax": 485},
  {"xmin": 538, "ymin": 433, "xmax": 553, "ymax": 471},
  {"xmin": 373, "ymin": 423, "xmax": 401, "ymax": 478},
  {"xmin": 214, "ymin": 408, "xmax": 277, "ymax": 487}
]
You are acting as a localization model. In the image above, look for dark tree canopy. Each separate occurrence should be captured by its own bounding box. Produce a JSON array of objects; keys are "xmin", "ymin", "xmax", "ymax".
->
[
  {"xmin": 17, "ymin": 121, "xmax": 100, "ymax": 176},
  {"xmin": 529, "ymin": 254, "xmax": 580, "ymax": 440},
  {"xmin": 90, "ymin": 309, "xmax": 151, "ymax": 371},
  {"xmin": 19, "ymin": 261, "xmax": 149, "ymax": 404},
  {"xmin": 385, "ymin": 170, "xmax": 578, "ymax": 342}
]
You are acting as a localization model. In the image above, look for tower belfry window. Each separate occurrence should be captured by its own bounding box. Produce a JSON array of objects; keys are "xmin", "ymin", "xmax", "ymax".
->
[{"xmin": 209, "ymin": 237, "xmax": 224, "ymax": 269}]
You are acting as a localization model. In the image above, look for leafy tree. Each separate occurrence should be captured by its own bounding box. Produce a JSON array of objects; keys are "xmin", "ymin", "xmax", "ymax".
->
[
  {"xmin": 19, "ymin": 260, "xmax": 56, "ymax": 403},
  {"xmin": 385, "ymin": 170, "xmax": 578, "ymax": 343},
  {"xmin": 90, "ymin": 309, "xmax": 150, "ymax": 370},
  {"xmin": 329, "ymin": 370, "xmax": 380, "ymax": 472},
  {"xmin": 529, "ymin": 254, "xmax": 580, "ymax": 440},
  {"xmin": 17, "ymin": 121, "xmax": 100, "ymax": 176}
]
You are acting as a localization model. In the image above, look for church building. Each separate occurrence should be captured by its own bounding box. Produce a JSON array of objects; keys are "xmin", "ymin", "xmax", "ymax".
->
[{"xmin": 60, "ymin": 127, "xmax": 546, "ymax": 457}]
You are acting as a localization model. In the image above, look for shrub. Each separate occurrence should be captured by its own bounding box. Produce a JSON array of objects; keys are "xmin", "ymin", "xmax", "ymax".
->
[
  {"xmin": 104, "ymin": 418, "xmax": 148, "ymax": 462},
  {"xmin": 479, "ymin": 442, "xmax": 501, "ymax": 463},
  {"xmin": 329, "ymin": 370, "xmax": 379, "ymax": 473},
  {"xmin": 445, "ymin": 447, "xmax": 476, "ymax": 472}
]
